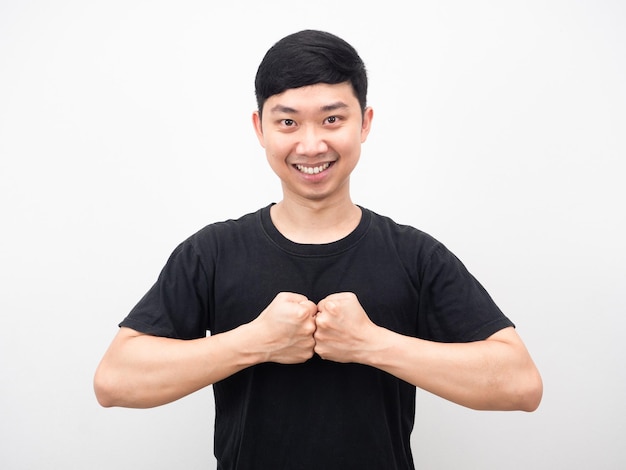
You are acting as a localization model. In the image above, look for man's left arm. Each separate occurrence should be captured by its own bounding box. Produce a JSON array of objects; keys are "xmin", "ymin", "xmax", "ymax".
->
[{"xmin": 314, "ymin": 292, "xmax": 543, "ymax": 411}]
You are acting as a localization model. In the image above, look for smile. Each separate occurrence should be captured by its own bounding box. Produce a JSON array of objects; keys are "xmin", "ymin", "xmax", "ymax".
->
[{"xmin": 295, "ymin": 163, "xmax": 331, "ymax": 175}]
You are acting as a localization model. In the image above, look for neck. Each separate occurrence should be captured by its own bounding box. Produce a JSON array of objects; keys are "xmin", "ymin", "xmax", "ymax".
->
[{"xmin": 270, "ymin": 198, "xmax": 362, "ymax": 244}]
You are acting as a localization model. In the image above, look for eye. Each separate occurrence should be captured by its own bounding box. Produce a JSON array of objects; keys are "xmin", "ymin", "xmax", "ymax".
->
[
  {"xmin": 324, "ymin": 115, "xmax": 344, "ymax": 125},
  {"xmin": 282, "ymin": 119, "xmax": 295, "ymax": 127}
]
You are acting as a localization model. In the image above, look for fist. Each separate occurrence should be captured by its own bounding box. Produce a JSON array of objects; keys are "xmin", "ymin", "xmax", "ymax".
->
[
  {"xmin": 254, "ymin": 292, "xmax": 318, "ymax": 364},
  {"xmin": 314, "ymin": 292, "xmax": 377, "ymax": 363}
]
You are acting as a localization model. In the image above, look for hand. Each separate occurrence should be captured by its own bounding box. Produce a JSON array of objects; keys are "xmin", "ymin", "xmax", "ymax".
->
[
  {"xmin": 314, "ymin": 292, "xmax": 378, "ymax": 363},
  {"xmin": 252, "ymin": 292, "xmax": 318, "ymax": 364}
]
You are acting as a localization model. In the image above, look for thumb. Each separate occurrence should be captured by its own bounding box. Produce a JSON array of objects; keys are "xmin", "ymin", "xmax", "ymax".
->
[
  {"xmin": 322, "ymin": 300, "xmax": 337, "ymax": 313},
  {"xmin": 298, "ymin": 299, "xmax": 317, "ymax": 315}
]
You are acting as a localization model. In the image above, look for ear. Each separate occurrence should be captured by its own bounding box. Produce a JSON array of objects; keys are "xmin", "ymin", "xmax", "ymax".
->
[
  {"xmin": 252, "ymin": 111, "xmax": 265, "ymax": 148},
  {"xmin": 360, "ymin": 107, "xmax": 374, "ymax": 143}
]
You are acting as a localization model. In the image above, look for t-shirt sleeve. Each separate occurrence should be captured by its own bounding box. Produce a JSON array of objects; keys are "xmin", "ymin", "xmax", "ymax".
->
[
  {"xmin": 119, "ymin": 238, "xmax": 211, "ymax": 340},
  {"xmin": 418, "ymin": 242, "xmax": 514, "ymax": 343}
]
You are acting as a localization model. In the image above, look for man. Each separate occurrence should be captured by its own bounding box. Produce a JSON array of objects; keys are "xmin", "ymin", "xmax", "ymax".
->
[{"xmin": 94, "ymin": 29, "xmax": 542, "ymax": 469}]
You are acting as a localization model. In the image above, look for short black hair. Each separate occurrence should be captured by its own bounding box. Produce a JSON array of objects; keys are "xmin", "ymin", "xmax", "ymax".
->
[{"xmin": 255, "ymin": 30, "xmax": 368, "ymax": 117}]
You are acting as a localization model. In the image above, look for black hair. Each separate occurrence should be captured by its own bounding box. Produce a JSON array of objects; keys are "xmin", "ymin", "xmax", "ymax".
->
[{"xmin": 254, "ymin": 30, "xmax": 368, "ymax": 117}]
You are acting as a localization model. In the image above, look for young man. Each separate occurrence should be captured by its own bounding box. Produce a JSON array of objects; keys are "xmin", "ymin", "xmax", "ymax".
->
[{"xmin": 94, "ymin": 30, "xmax": 542, "ymax": 469}]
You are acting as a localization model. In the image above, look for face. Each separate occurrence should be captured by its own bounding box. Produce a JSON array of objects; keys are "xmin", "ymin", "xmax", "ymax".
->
[{"xmin": 253, "ymin": 82, "xmax": 373, "ymax": 206}]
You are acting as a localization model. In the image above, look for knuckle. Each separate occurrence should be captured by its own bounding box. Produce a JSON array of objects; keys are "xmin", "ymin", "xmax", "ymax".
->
[{"xmin": 315, "ymin": 315, "xmax": 328, "ymax": 328}]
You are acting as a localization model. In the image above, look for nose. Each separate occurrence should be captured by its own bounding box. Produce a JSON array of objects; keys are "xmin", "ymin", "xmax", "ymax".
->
[{"xmin": 295, "ymin": 126, "xmax": 328, "ymax": 157}]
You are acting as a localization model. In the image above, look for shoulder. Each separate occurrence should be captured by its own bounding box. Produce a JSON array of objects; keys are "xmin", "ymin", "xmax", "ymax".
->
[
  {"xmin": 169, "ymin": 206, "xmax": 268, "ymax": 263},
  {"xmin": 364, "ymin": 208, "xmax": 443, "ymax": 254},
  {"xmin": 189, "ymin": 206, "xmax": 265, "ymax": 242},
  {"xmin": 361, "ymin": 208, "xmax": 466, "ymax": 279}
]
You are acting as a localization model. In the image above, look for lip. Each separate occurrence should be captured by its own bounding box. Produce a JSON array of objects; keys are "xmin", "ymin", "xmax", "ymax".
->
[
  {"xmin": 292, "ymin": 162, "xmax": 334, "ymax": 181},
  {"xmin": 294, "ymin": 162, "xmax": 332, "ymax": 175}
]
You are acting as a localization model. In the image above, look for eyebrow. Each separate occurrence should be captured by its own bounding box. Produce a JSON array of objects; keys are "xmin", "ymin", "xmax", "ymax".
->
[
  {"xmin": 269, "ymin": 104, "xmax": 297, "ymax": 114},
  {"xmin": 269, "ymin": 101, "xmax": 349, "ymax": 115},
  {"xmin": 320, "ymin": 101, "xmax": 349, "ymax": 112}
]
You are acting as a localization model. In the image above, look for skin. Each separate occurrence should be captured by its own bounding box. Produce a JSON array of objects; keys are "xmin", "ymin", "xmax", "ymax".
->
[
  {"xmin": 252, "ymin": 82, "xmax": 372, "ymax": 243},
  {"xmin": 94, "ymin": 81, "xmax": 543, "ymax": 412}
]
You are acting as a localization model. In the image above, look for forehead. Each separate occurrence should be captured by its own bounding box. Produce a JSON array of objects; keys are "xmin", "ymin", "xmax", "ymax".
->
[{"xmin": 263, "ymin": 82, "xmax": 358, "ymax": 115}]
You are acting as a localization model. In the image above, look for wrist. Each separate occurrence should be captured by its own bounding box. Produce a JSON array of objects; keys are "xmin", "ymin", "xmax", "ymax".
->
[
  {"xmin": 355, "ymin": 324, "xmax": 395, "ymax": 367},
  {"xmin": 218, "ymin": 322, "xmax": 267, "ymax": 368}
]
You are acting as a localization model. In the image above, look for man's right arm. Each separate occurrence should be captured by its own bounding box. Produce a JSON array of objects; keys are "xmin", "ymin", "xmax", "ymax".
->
[{"xmin": 94, "ymin": 292, "xmax": 318, "ymax": 408}]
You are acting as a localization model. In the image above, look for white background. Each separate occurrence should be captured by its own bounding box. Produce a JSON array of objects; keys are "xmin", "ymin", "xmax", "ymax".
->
[{"xmin": 1, "ymin": 1, "xmax": 624, "ymax": 468}]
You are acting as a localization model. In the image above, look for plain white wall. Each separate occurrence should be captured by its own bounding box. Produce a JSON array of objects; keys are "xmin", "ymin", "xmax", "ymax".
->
[{"xmin": 1, "ymin": 1, "xmax": 624, "ymax": 468}]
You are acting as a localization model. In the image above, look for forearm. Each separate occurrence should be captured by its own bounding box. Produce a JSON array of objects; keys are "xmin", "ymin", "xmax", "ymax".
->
[
  {"xmin": 94, "ymin": 325, "xmax": 260, "ymax": 408},
  {"xmin": 94, "ymin": 293, "xmax": 319, "ymax": 408},
  {"xmin": 363, "ymin": 326, "xmax": 543, "ymax": 411}
]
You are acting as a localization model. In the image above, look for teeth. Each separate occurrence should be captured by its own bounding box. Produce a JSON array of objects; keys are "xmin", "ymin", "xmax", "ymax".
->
[{"xmin": 295, "ymin": 163, "xmax": 331, "ymax": 175}]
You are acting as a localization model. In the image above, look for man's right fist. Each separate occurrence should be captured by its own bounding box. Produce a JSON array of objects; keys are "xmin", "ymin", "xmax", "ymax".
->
[{"xmin": 252, "ymin": 292, "xmax": 318, "ymax": 364}]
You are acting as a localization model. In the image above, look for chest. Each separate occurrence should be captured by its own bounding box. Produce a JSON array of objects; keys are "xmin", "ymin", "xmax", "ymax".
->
[{"xmin": 209, "ymin": 242, "xmax": 419, "ymax": 336}]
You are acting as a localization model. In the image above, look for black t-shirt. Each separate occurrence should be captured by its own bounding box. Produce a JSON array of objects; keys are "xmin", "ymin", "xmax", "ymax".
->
[{"xmin": 121, "ymin": 205, "xmax": 513, "ymax": 469}]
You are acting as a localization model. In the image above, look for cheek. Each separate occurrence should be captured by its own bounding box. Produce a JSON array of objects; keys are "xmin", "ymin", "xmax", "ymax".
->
[
  {"xmin": 266, "ymin": 150, "xmax": 290, "ymax": 174},
  {"xmin": 265, "ymin": 136, "xmax": 292, "ymax": 156},
  {"xmin": 335, "ymin": 132, "xmax": 362, "ymax": 155}
]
